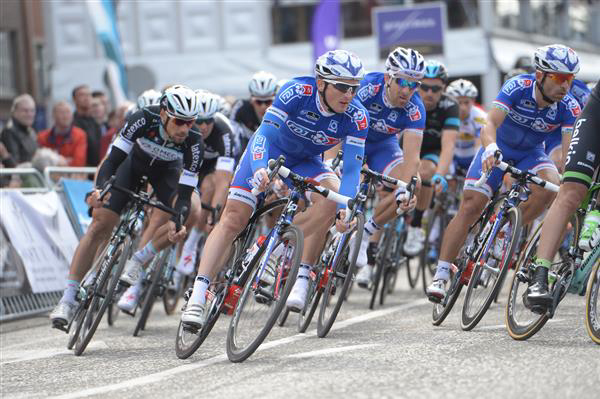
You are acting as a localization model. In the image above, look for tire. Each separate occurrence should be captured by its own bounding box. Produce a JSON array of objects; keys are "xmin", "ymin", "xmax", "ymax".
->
[
  {"xmin": 133, "ymin": 249, "xmax": 169, "ymax": 337},
  {"xmin": 67, "ymin": 304, "xmax": 85, "ymax": 350},
  {"xmin": 164, "ymin": 235, "xmax": 205, "ymax": 315},
  {"xmin": 584, "ymin": 255, "xmax": 600, "ymax": 345},
  {"xmin": 226, "ymin": 225, "xmax": 303, "ymax": 362},
  {"xmin": 277, "ymin": 308, "xmax": 290, "ymax": 327},
  {"xmin": 317, "ymin": 214, "xmax": 364, "ymax": 337},
  {"xmin": 505, "ymin": 213, "xmax": 581, "ymax": 341},
  {"xmin": 461, "ymin": 207, "xmax": 522, "ymax": 331},
  {"xmin": 432, "ymin": 261, "xmax": 464, "ymax": 326},
  {"xmin": 73, "ymin": 239, "xmax": 127, "ymax": 356},
  {"xmin": 370, "ymin": 224, "xmax": 392, "ymax": 310}
]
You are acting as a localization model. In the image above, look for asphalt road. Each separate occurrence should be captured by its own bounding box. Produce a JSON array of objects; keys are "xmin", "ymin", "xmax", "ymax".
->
[{"xmin": 1, "ymin": 269, "xmax": 598, "ymax": 399}]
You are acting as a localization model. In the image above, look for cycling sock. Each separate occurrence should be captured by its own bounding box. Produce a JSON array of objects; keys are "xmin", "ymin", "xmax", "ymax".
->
[
  {"xmin": 534, "ymin": 258, "xmax": 551, "ymax": 269},
  {"xmin": 132, "ymin": 241, "xmax": 158, "ymax": 264},
  {"xmin": 297, "ymin": 263, "xmax": 311, "ymax": 280},
  {"xmin": 364, "ymin": 218, "xmax": 381, "ymax": 237},
  {"xmin": 411, "ymin": 209, "xmax": 424, "ymax": 228},
  {"xmin": 189, "ymin": 275, "xmax": 211, "ymax": 305},
  {"xmin": 130, "ymin": 270, "xmax": 146, "ymax": 294},
  {"xmin": 61, "ymin": 280, "xmax": 80, "ymax": 304},
  {"xmin": 433, "ymin": 260, "xmax": 451, "ymax": 281},
  {"xmin": 182, "ymin": 227, "xmax": 202, "ymax": 254}
]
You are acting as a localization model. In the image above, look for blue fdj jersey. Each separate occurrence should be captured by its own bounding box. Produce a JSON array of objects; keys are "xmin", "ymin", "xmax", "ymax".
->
[
  {"xmin": 570, "ymin": 79, "xmax": 591, "ymax": 108},
  {"xmin": 356, "ymin": 72, "xmax": 426, "ymax": 143},
  {"xmin": 250, "ymin": 76, "xmax": 368, "ymax": 199},
  {"xmin": 493, "ymin": 74, "xmax": 580, "ymax": 151}
]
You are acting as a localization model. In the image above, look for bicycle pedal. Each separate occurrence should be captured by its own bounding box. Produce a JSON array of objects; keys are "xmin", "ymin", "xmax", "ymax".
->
[
  {"xmin": 427, "ymin": 296, "xmax": 442, "ymax": 304},
  {"xmin": 516, "ymin": 270, "xmax": 530, "ymax": 284},
  {"xmin": 52, "ymin": 321, "xmax": 68, "ymax": 333},
  {"xmin": 182, "ymin": 324, "xmax": 200, "ymax": 334}
]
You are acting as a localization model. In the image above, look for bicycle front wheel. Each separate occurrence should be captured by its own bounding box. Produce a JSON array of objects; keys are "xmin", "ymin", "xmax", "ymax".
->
[
  {"xmin": 584, "ymin": 253, "xmax": 600, "ymax": 345},
  {"xmin": 226, "ymin": 225, "xmax": 303, "ymax": 362},
  {"xmin": 461, "ymin": 207, "xmax": 522, "ymax": 331},
  {"xmin": 370, "ymin": 224, "xmax": 393, "ymax": 310},
  {"xmin": 318, "ymin": 213, "xmax": 364, "ymax": 337}
]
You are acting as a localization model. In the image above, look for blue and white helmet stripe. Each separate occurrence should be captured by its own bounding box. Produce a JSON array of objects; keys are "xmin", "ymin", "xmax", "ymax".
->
[
  {"xmin": 534, "ymin": 44, "xmax": 580, "ymax": 74},
  {"xmin": 385, "ymin": 47, "xmax": 425, "ymax": 80},
  {"xmin": 315, "ymin": 50, "xmax": 365, "ymax": 81}
]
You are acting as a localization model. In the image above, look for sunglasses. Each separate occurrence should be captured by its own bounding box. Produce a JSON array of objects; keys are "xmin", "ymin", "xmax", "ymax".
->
[
  {"xmin": 323, "ymin": 79, "xmax": 360, "ymax": 94},
  {"xmin": 547, "ymin": 72, "xmax": 575, "ymax": 85},
  {"xmin": 171, "ymin": 117, "xmax": 195, "ymax": 127},
  {"xmin": 420, "ymin": 83, "xmax": 443, "ymax": 93},
  {"xmin": 254, "ymin": 99, "xmax": 273, "ymax": 106},
  {"xmin": 196, "ymin": 117, "xmax": 214, "ymax": 125},
  {"xmin": 396, "ymin": 78, "xmax": 421, "ymax": 90}
]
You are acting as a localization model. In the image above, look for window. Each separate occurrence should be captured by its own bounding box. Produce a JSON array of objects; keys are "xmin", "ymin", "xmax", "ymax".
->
[{"xmin": 0, "ymin": 31, "xmax": 17, "ymax": 99}]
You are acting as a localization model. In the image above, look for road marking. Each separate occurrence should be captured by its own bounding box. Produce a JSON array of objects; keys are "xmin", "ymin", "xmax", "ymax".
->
[
  {"xmin": 477, "ymin": 318, "xmax": 563, "ymax": 331},
  {"xmin": 51, "ymin": 298, "xmax": 428, "ymax": 399},
  {"xmin": 1, "ymin": 341, "xmax": 109, "ymax": 365},
  {"xmin": 286, "ymin": 343, "xmax": 381, "ymax": 359}
]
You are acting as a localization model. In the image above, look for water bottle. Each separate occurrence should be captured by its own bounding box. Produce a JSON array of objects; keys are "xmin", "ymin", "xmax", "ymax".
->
[{"xmin": 579, "ymin": 209, "xmax": 600, "ymax": 252}]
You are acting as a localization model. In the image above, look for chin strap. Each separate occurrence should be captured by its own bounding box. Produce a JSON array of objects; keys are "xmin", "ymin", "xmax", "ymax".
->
[
  {"xmin": 536, "ymin": 73, "xmax": 556, "ymax": 104},
  {"xmin": 318, "ymin": 82, "xmax": 337, "ymax": 114}
]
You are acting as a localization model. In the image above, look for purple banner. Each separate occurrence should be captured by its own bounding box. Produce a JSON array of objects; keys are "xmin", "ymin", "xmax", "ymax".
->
[
  {"xmin": 373, "ymin": 2, "xmax": 446, "ymax": 58},
  {"xmin": 311, "ymin": 0, "xmax": 341, "ymax": 63}
]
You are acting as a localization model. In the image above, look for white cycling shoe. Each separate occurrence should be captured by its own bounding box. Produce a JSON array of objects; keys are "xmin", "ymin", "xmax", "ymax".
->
[
  {"xmin": 49, "ymin": 302, "xmax": 76, "ymax": 326},
  {"xmin": 403, "ymin": 226, "xmax": 425, "ymax": 256},
  {"xmin": 117, "ymin": 286, "xmax": 139, "ymax": 313},
  {"xmin": 356, "ymin": 265, "xmax": 373, "ymax": 289},
  {"xmin": 286, "ymin": 277, "xmax": 309, "ymax": 312},
  {"xmin": 426, "ymin": 280, "xmax": 447, "ymax": 301},
  {"xmin": 181, "ymin": 303, "xmax": 206, "ymax": 329}
]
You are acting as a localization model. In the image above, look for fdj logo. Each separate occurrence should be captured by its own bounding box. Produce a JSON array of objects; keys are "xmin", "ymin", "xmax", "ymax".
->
[{"xmin": 328, "ymin": 120, "xmax": 338, "ymax": 133}]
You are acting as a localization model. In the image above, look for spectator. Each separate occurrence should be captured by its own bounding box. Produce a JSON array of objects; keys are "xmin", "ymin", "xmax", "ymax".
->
[
  {"xmin": 99, "ymin": 101, "xmax": 134, "ymax": 159},
  {"xmin": 31, "ymin": 147, "xmax": 68, "ymax": 184},
  {"xmin": 0, "ymin": 94, "xmax": 38, "ymax": 164},
  {"xmin": 92, "ymin": 90, "xmax": 111, "ymax": 116},
  {"xmin": 72, "ymin": 84, "xmax": 102, "ymax": 166},
  {"xmin": 38, "ymin": 101, "xmax": 87, "ymax": 167}
]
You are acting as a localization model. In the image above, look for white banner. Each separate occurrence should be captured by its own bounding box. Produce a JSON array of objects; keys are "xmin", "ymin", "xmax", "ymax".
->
[{"xmin": 0, "ymin": 191, "xmax": 78, "ymax": 293}]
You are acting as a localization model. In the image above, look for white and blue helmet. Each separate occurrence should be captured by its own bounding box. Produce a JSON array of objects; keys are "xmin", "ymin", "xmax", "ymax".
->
[
  {"xmin": 385, "ymin": 47, "xmax": 426, "ymax": 80},
  {"xmin": 161, "ymin": 85, "xmax": 199, "ymax": 120},
  {"xmin": 315, "ymin": 50, "xmax": 365, "ymax": 82},
  {"xmin": 534, "ymin": 44, "xmax": 580, "ymax": 74}
]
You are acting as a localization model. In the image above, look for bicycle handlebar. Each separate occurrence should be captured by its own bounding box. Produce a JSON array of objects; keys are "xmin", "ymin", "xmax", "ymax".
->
[
  {"xmin": 475, "ymin": 156, "xmax": 560, "ymax": 193},
  {"xmin": 250, "ymin": 156, "xmax": 286, "ymax": 197}
]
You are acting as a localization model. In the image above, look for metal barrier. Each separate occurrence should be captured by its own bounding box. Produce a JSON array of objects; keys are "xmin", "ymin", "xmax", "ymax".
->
[
  {"xmin": 43, "ymin": 166, "xmax": 96, "ymax": 187},
  {"xmin": 0, "ymin": 168, "xmax": 49, "ymax": 193},
  {"xmin": 1, "ymin": 291, "xmax": 63, "ymax": 322}
]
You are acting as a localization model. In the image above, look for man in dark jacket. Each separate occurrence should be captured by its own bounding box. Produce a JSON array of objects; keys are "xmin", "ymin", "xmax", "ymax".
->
[
  {"xmin": 0, "ymin": 94, "xmax": 38, "ymax": 164},
  {"xmin": 72, "ymin": 85, "xmax": 102, "ymax": 166}
]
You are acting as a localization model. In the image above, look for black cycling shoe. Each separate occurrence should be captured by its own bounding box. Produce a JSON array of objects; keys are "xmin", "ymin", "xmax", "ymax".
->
[{"xmin": 526, "ymin": 266, "xmax": 552, "ymax": 311}]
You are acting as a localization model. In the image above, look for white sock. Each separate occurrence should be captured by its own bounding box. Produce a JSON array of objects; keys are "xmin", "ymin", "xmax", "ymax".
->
[
  {"xmin": 434, "ymin": 261, "xmax": 451, "ymax": 281},
  {"xmin": 60, "ymin": 280, "xmax": 80, "ymax": 304},
  {"xmin": 132, "ymin": 241, "xmax": 157, "ymax": 264},
  {"xmin": 189, "ymin": 275, "xmax": 211, "ymax": 306},
  {"xmin": 364, "ymin": 218, "xmax": 381, "ymax": 237},
  {"xmin": 183, "ymin": 228, "xmax": 202, "ymax": 254}
]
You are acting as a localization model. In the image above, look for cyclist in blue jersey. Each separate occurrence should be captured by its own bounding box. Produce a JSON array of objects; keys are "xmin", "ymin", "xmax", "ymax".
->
[
  {"xmin": 543, "ymin": 78, "xmax": 591, "ymax": 172},
  {"xmin": 324, "ymin": 47, "xmax": 426, "ymax": 287},
  {"xmin": 426, "ymin": 44, "xmax": 581, "ymax": 300},
  {"xmin": 181, "ymin": 50, "xmax": 369, "ymax": 327}
]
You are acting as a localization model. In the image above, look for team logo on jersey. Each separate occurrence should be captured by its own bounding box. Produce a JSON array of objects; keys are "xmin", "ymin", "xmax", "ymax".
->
[
  {"xmin": 357, "ymin": 83, "xmax": 381, "ymax": 102},
  {"xmin": 546, "ymin": 105, "xmax": 557, "ymax": 120},
  {"xmin": 502, "ymin": 78, "xmax": 531, "ymax": 95},
  {"xmin": 252, "ymin": 135, "xmax": 266, "ymax": 161},
  {"xmin": 522, "ymin": 79, "xmax": 533, "ymax": 87},
  {"xmin": 388, "ymin": 111, "xmax": 398, "ymax": 122},
  {"xmin": 328, "ymin": 120, "xmax": 338, "ymax": 133},
  {"xmin": 353, "ymin": 109, "xmax": 368, "ymax": 131},
  {"xmin": 508, "ymin": 111, "xmax": 531, "ymax": 125},
  {"xmin": 409, "ymin": 106, "xmax": 421, "ymax": 122},
  {"xmin": 279, "ymin": 83, "xmax": 312, "ymax": 104},
  {"xmin": 567, "ymin": 98, "xmax": 581, "ymax": 117},
  {"xmin": 369, "ymin": 103, "xmax": 383, "ymax": 113},
  {"xmin": 312, "ymin": 131, "xmax": 341, "ymax": 146},
  {"xmin": 520, "ymin": 99, "xmax": 536, "ymax": 109},
  {"xmin": 287, "ymin": 120, "xmax": 339, "ymax": 146},
  {"xmin": 531, "ymin": 118, "xmax": 559, "ymax": 132},
  {"xmin": 301, "ymin": 110, "xmax": 320, "ymax": 122}
]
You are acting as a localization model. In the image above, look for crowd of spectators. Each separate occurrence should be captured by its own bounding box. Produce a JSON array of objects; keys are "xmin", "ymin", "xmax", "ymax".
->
[{"xmin": 0, "ymin": 85, "xmax": 130, "ymax": 187}]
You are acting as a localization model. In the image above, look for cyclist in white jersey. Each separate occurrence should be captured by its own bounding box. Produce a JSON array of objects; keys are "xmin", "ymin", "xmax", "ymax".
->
[{"xmin": 446, "ymin": 79, "xmax": 486, "ymax": 173}]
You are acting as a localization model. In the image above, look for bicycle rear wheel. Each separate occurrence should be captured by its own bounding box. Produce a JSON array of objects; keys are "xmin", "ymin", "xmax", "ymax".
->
[
  {"xmin": 107, "ymin": 237, "xmax": 132, "ymax": 326},
  {"xmin": 461, "ymin": 207, "xmax": 522, "ymax": 331},
  {"xmin": 317, "ymin": 213, "xmax": 364, "ymax": 337},
  {"xmin": 226, "ymin": 225, "xmax": 303, "ymax": 362},
  {"xmin": 133, "ymin": 249, "xmax": 169, "ymax": 337},
  {"xmin": 585, "ymin": 255, "xmax": 600, "ymax": 345}
]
